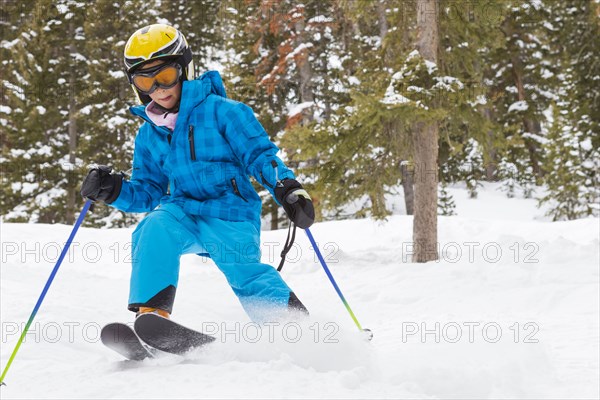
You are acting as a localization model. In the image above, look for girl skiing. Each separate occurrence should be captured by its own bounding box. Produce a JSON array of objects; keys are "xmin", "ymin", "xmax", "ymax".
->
[{"xmin": 80, "ymin": 24, "xmax": 314, "ymax": 323}]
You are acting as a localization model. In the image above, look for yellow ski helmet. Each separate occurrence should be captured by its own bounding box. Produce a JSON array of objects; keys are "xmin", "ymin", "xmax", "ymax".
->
[{"xmin": 124, "ymin": 24, "xmax": 194, "ymax": 104}]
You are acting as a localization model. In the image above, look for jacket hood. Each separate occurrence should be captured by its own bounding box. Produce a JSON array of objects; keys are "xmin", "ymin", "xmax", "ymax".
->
[
  {"xmin": 130, "ymin": 70, "xmax": 228, "ymax": 126},
  {"xmin": 180, "ymin": 70, "xmax": 228, "ymax": 114}
]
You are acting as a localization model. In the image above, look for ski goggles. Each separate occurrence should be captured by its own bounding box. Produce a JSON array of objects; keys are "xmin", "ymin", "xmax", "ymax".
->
[{"xmin": 129, "ymin": 62, "xmax": 182, "ymax": 95}]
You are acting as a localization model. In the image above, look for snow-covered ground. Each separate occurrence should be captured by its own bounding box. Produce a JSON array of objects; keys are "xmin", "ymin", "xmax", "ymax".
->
[{"xmin": 1, "ymin": 184, "xmax": 598, "ymax": 399}]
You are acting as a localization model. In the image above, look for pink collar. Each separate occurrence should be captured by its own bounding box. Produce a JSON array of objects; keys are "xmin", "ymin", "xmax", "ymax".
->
[{"xmin": 145, "ymin": 101, "xmax": 178, "ymax": 131}]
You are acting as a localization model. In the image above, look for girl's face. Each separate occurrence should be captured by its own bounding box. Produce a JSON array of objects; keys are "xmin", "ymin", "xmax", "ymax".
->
[{"xmin": 138, "ymin": 60, "xmax": 182, "ymax": 110}]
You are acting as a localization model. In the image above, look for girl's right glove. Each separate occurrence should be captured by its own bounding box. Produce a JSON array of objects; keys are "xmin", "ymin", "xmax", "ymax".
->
[
  {"xmin": 274, "ymin": 179, "xmax": 315, "ymax": 229},
  {"xmin": 80, "ymin": 165, "xmax": 123, "ymax": 204}
]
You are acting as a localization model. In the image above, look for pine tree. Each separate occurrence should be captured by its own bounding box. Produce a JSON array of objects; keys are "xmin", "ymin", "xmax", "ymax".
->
[
  {"xmin": 487, "ymin": 0, "xmax": 557, "ymax": 193},
  {"xmin": 1, "ymin": 0, "xmax": 89, "ymax": 224},
  {"xmin": 539, "ymin": 1, "xmax": 600, "ymax": 220},
  {"xmin": 437, "ymin": 0, "xmax": 505, "ymax": 194},
  {"xmin": 225, "ymin": 0, "xmax": 344, "ymax": 227},
  {"xmin": 281, "ymin": 0, "xmax": 411, "ymax": 221},
  {"xmin": 540, "ymin": 105, "xmax": 597, "ymax": 220},
  {"xmin": 438, "ymin": 181, "xmax": 456, "ymax": 216},
  {"xmin": 221, "ymin": 0, "xmax": 292, "ymax": 229},
  {"xmin": 79, "ymin": 0, "xmax": 154, "ymax": 227},
  {"xmin": 150, "ymin": 0, "xmax": 222, "ymax": 75}
]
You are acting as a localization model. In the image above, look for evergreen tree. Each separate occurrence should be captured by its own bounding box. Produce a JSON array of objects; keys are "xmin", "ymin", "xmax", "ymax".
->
[
  {"xmin": 226, "ymin": 0, "xmax": 344, "ymax": 227},
  {"xmin": 1, "ymin": 0, "xmax": 89, "ymax": 224},
  {"xmin": 222, "ymin": 0, "xmax": 292, "ymax": 229},
  {"xmin": 540, "ymin": 104, "xmax": 598, "ymax": 220},
  {"xmin": 79, "ymin": 0, "xmax": 154, "ymax": 227},
  {"xmin": 487, "ymin": 0, "xmax": 557, "ymax": 192},
  {"xmin": 150, "ymin": 0, "xmax": 222, "ymax": 75},
  {"xmin": 539, "ymin": 0, "xmax": 600, "ymax": 220},
  {"xmin": 281, "ymin": 0, "xmax": 410, "ymax": 221},
  {"xmin": 437, "ymin": 0, "xmax": 504, "ymax": 195},
  {"xmin": 1, "ymin": 0, "xmax": 597, "ymax": 227},
  {"xmin": 438, "ymin": 181, "xmax": 456, "ymax": 216}
]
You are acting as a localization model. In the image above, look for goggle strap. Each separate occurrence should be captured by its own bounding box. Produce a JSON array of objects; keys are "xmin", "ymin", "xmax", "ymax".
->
[{"xmin": 181, "ymin": 48, "xmax": 192, "ymax": 72}]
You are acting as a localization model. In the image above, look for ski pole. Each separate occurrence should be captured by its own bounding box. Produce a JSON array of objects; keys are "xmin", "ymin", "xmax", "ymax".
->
[
  {"xmin": 0, "ymin": 199, "xmax": 93, "ymax": 386},
  {"xmin": 304, "ymin": 227, "xmax": 372, "ymax": 340}
]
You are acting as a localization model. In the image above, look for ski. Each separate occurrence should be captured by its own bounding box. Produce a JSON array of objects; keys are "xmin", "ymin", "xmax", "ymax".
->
[
  {"xmin": 134, "ymin": 313, "xmax": 216, "ymax": 355},
  {"xmin": 100, "ymin": 322, "xmax": 154, "ymax": 361}
]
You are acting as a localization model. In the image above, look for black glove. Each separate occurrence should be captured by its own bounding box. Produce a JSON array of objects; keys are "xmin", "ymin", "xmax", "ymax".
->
[
  {"xmin": 274, "ymin": 179, "xmax": 315, "ymax": 229},
  {"xmin": 80, "ymin": 165, "xmax": 123, "ymax": 204}
]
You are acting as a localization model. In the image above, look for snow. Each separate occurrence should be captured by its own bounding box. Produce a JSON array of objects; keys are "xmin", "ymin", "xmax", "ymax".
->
[
  {"xmin": 9, "ymin": 149, "xmax": 26, "ymax": 157},
  {"xmin": 285, "ymin": 43, "xmax": 314, "ymax": 62},
  {"xmin": 433, "ymin": 76, "xmax": 464, "ymax": 92},
  {"xmin": 381, "ymin": 92, "xmax": 411, "ymax": 106},
  {"xmin": 508, "ymin": 100, "xmax": 529, "ymax": 113},
  {"xmin": 109, "ymin": 70, "xmax": 126, "ymax": 79},
  {"xmin": 470, "ymin": 94, "xmax": 488, "ymax": 106},
  {"xmin": 79, "ymin": 105, "xmax": 93, "ymax": 116},
  {"xmin": 1, "ymin": 38, "xmax": 19, "ymax": 49},
  {"xmin": 0, "ymin": 185, "xmax": 598, "ymax": 399},
  {"xmin": 381, "ymin": 78, "xmax": 411, "ymax": 106},
  {"xmin": 425, "ymin": 59, "xmax": 438, "ymax": 74},
  {"xmin": 33, "ymin": 145, "xmax": 53, "ymax": 157},
  {"xmin": 530, "ymin": 0, "xmax": 543, "ymax": 10},
  {"xmin": 308, "ymin": 16, "xmax": 334, "ymax": 23},
  {"xmin": 287, "ymin": 102, "xmax": 314, "ymax": 117},
  {"xmin": 522, "ymin": 132, "xmax": 549, "ymax": 145},
  {"xmin": 36, "ymin": 106, "xmax": 46, "ymax": 115},
  {"xmin": 11, "ymin": 181, "xmax": 39, "ymax": 195},
  {"xmin": 106, "ymin": 116, "xmax": 128, "ymax": 130},
  {"xmin": 580, "ymin": 137, "xmax": 593, "ymax": 151},
  {"xmin": 541, "ymin": 68, "xmax": 554, "ymax": 79},
  {"xmin": 70, "ymin": 53, "xmax": 88, "ymax": 62},
  {"xmin": 327, "ymin": 55, "xmax": 343, "ymax": 70}
]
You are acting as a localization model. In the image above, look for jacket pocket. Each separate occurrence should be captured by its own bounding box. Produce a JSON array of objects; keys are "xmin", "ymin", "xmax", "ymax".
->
[
  {"xmin": 230, "ymin": 178, "xmax": 248, "ymax": 202},
  {"xmin": 188, "ymin": 125, "xmax": 197, "ymax": 161}
]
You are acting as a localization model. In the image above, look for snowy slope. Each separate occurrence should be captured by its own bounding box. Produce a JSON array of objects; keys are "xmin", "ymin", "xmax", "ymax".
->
[{"xmin": 1, "ymin": 184, "xmax": 598, "ymax": 399}]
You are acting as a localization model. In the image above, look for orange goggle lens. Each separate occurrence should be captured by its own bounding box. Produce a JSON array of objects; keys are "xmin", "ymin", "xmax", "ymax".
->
[{"xmin": 131, "ymin": 64, "xmax": 181, "ymax": 94}]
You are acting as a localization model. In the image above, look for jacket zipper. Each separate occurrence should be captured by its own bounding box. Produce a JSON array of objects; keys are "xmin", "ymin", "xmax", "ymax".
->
[
  {"xmin": 260, "ymin": 172, "xmax": 273, "ymax": 189},
  {"xmin": 188, "ymin": 125, "xmax": 196, "ymax": 161},
  {"xmin": 261, "ymin": 160, "xmax": 282, "ymax": 189},
  {"xmin": 231, "ymin": 178, "xmax": 248, "ymax": 202}
]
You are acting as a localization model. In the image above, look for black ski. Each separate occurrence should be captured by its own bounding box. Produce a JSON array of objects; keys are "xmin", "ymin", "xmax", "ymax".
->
[
  {"xmin": 100, "ymin": 322, "xmax": 154, "ymax": 361},
  {"xmin": 134, "ymin": 313, "xmax": 216, "ymax": 355}
]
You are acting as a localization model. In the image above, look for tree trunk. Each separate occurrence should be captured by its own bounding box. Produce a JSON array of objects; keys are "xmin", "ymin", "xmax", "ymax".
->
[
  {"xmin": 401, "ymin": 163, "xmax": 415, "ymax": 215},
  {"xmin": 376, "ymin": 0, "xmax": 388, "ymax": 42},
  {"xmin": 378, "ymin": 0, "xmax": 413, "ymax": 216},
  {"xmin": 294, "ymin": 16, "xmax": 314, "ymax": 125},
  {"xmin": 66, "ymin": 21, "xmax": 77, "ymax": 225},
  {"xmin": 483, "ymin": 107, "xmax": 497, "ymax": 181},
  {"xmin": 510, "ymin": 53, "xmax": 542, "ymax": 179},
  {"xmin": 412, "ymin": 0, "xmax": 439, "ymax": 263}
]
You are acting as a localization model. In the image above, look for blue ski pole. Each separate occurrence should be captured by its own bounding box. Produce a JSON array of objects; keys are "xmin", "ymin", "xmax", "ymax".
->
[
  {"xmin": 304, "ymin": 227, "xmax": 372, "ymax": 340},
  {"xmin": 0, "ymin": 199, "xmax": 93, "ymax": 385}
]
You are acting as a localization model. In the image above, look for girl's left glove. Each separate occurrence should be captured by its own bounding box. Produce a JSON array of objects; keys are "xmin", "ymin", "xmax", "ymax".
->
[{"xmin": 274, "ymin": 179, "xmax": 315, "ymax": 229}]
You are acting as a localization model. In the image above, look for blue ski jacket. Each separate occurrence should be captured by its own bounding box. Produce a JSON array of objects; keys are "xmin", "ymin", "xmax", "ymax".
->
[{"xmin": 111, "ymin": 71, "xmax": 295, "ymax": 230}]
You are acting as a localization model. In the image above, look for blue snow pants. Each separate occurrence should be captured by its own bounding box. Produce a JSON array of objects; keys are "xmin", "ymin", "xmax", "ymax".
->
[{"xmin": 127, "ymin": 203, "xmax": 295, "ymax": 322}]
